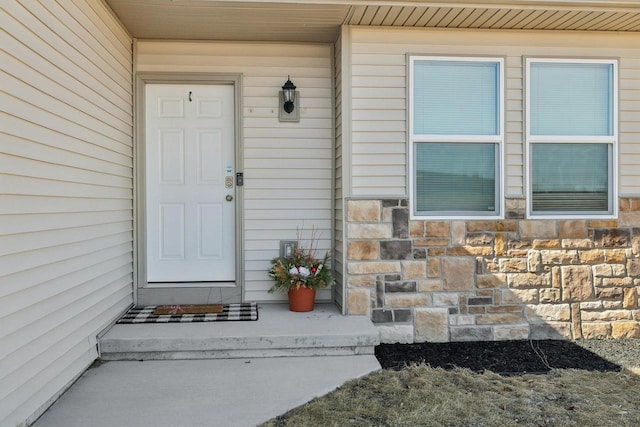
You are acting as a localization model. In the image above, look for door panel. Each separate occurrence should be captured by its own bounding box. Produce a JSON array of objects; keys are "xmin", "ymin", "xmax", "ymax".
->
[
  {"xmin": 159, "ymin": 203, "xmax": 185, "ymax": 259},
  {"xmin": 198, "ymin": 130, "xmax": 222, "ymax": 184},
  {"xmin": 159, "ymin": 130, "xmax": 185, "ymax": 184},
  {"xmin": 198, "ymin": 203, "xmax": 223, "ymax": 258},
  {"xmin": 145, "ymin": 84, "xmax": 235, "ymax": 283}
]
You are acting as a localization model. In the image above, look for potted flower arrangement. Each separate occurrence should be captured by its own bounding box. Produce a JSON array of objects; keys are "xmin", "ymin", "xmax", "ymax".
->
[{"xmin": 268, "ymin": 232, "xmax": 333, "ymax": 312}]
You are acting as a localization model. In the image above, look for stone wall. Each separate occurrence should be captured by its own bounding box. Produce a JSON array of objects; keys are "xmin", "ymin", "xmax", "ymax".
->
[{"xmin": 345, "ymin": 198, "xmax": 640, "ymax": 343}]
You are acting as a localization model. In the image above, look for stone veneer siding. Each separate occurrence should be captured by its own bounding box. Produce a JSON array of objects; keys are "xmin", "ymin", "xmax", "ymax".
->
[{"xmin": 345, "ymin": 198, "xmax": 640, "ymax": 343}]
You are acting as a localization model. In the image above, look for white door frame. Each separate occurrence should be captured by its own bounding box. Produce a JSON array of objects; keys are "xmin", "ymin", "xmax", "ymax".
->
[{"xmin": 134, "ymin": 72, "xmax": 244, "ymax": 305}]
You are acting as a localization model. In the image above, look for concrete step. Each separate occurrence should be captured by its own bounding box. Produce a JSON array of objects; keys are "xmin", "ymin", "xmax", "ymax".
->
[{"xmin": 99, "ymin": 303, "xmax": 380, "ymax": 360}]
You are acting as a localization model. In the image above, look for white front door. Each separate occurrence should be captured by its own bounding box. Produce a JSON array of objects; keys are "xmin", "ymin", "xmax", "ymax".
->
[{"xmin": 145, "ymin": 84, "xmax": 236, "ymax": 283}]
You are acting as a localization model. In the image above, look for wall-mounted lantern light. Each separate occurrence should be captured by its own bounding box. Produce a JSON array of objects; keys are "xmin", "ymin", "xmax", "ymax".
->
[
  {"xmin": 282, "ymin": 77, "xmax": 296, "ymax": 113},
  {"xmin": 279, "ymin": 76, "xmax": 300, "ymax": 122}
]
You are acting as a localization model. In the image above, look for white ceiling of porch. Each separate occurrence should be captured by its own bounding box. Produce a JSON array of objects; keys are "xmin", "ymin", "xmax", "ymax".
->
[{"xmin": 105, "ymin": 0, "xmax": 640, "ymax": 42}]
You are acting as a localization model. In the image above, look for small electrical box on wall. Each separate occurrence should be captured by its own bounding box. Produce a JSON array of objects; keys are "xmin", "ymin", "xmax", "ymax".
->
[{"xmin": 280, "ymin": 241, "xmax": 297, "ymax": 258}]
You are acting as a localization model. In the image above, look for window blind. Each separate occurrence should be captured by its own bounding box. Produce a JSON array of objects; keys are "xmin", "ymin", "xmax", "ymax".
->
[
  {"xmin": 530, "ymin": 63, "xmax": 613, "ymax": 136},
  {"xmin": 413, "ymin": 61, "xmax": 499, "ymax": 136},
  {"xmin": 416, "ymin": 143, "xmax": 496, "ymax": 212},
  {"xmin": 531, "ymin": 144, "xmax": 609, "ymax": 212}
]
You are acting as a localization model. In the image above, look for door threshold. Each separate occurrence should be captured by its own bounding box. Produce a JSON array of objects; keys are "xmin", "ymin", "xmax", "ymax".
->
[
  {"xmin": 146, "ymin": 282, "xmax": 236, "ymax": 288},
  {"xmin": 137, "ymin": 285, "xmax": 242, "ymax": 306}
]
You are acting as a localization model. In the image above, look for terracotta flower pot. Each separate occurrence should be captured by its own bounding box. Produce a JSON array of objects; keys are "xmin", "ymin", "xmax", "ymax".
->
[{"xmin": 287, "ymin": 286, "xmax": 316, "ymax": 312}]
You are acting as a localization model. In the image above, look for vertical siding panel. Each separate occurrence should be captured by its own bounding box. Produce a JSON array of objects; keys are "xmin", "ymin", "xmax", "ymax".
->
[
  {"xmin": 136, "ymin": 41, "xmax": 334, "ymax": 302},
  {"xmin": 0, "ymin": 1, "xmax": 133, "ymax": 425}
]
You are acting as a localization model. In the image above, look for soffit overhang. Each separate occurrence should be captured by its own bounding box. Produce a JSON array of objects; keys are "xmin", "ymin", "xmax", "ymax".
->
[{"xmin": 105, "ymin": 0, "xmax": 640, "ymax": 42}]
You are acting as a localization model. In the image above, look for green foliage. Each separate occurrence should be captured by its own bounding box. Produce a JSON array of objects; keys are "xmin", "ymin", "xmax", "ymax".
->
[{"xmin": 268, "ymin": 236, "xmax": 333, "ymax": 293}]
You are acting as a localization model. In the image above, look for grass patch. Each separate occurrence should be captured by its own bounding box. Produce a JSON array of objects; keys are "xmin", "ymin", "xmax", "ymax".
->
[{"xmin": 261, "ymin": 366, "xmax": 640, "ymax": 427}]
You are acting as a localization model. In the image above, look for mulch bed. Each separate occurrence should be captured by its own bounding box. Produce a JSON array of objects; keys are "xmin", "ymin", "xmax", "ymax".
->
[{"xmin": 375, "ymin": 340, "xmax": 622, "ymax": 374}]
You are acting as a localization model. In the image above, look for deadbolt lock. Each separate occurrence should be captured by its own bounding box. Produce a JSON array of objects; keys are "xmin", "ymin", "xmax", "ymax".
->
[
  {"xmin": 226, "ymin": 195, "xmax": 233, "ymax": 202},
  {"xmin": 225, "ymin": 176, "xmax": 233, "ymax": 189}
]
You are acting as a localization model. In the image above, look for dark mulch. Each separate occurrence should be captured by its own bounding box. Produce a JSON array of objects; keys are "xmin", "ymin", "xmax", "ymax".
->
[{"xmin": 375, "ymin": 340, "xmax": 622, "ymax": 374}]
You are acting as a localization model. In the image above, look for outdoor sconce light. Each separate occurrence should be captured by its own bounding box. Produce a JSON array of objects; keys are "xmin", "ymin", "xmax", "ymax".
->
[
  {"xmin": 282, "ymin": 77, "xmax": 296, "ymax": 113},
  {"xmin": 279, "ymin": 76, "xmax": 300, "ymax": 122}
]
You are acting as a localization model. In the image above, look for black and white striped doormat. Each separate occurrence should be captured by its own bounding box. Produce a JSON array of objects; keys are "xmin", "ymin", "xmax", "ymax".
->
[{"xmin": 117, "ymin": 303, "xmax": 258, "ymax": 324}]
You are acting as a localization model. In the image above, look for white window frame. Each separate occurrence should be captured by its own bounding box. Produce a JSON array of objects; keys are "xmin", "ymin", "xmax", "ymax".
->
[
  {"xmin": 525, "ymin": 57, "xmax": 618, "ymax": 219},
  {"xmin": 408, "ymin": 56, "xmax": 505, "ymax": 220}
]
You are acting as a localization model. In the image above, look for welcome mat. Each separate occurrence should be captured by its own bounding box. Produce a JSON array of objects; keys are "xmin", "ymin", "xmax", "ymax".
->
[
  {"xmin": 153, "ymin": 304, "xmax": 224, "ymax": 315},
  {"xmin": 117, "ymin": 303, "xmax": 258, "ymax": 324}
]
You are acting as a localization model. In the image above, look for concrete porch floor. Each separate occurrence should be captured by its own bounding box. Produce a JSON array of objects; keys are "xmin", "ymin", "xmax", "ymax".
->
[
  {"xmin": 34, "ymin": 304, "xmax": 382, "ymax": 427},
  {"xmin": 99, "ymin": 303, "xmax": 380, "ymax": 360}
]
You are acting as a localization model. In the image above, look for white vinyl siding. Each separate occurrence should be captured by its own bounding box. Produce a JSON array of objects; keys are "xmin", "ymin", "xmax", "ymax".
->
[
  {"xmin": 136, "ymin": 41, "xmax": 334, "ymax": 302},
  {"xmin": 351, "ymin": 48, "xmax": 407, "ymax": 197},
  {"xmin": 619, "ymin": 58, "xmax": 640, "ymax": 195},
  {"xmin": 334, "ymin": 35, "xmax": 345, "ymax": 310},
  {"xmin": 1, "ymin": 1, "xmax": 133, "ymax": 426},
  {"xmin": 347, "ymin": 26, "xmax": 640, "ymax": 198}
]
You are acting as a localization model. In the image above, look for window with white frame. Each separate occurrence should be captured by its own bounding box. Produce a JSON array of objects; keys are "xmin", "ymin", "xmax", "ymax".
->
[
  {"xmin": 409, "ymin": 56, "xmax": 503, "ymax": 217},
  {"xmin": 526, "ymin": 58, "xmax": 617, "ymax": 217}
]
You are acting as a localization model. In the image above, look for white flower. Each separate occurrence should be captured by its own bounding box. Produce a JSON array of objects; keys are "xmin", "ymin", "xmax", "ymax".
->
[
  {"xmin": 289, "ymin": 267, "xmax": 299, "ymax": 276},
  {"xmin": 298, "ymin": 267, "xmax": 310, "ymax": 277}
]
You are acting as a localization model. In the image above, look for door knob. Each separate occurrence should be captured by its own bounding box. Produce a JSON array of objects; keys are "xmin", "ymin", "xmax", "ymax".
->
[{"xmin": 226, "ymin": 195, "xmax": 233, "ymax": 202}]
